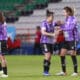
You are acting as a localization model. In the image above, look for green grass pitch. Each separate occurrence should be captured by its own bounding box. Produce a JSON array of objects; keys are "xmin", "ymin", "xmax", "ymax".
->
[{"xmin": 1, "ymin": 55, "xmax": 80, "ymax": 80}]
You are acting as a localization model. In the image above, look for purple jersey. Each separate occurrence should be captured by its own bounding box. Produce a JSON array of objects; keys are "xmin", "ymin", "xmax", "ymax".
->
[
  {"xmin": 0, "ymin": 23, "xmax": 7, "ymax": 41},
  {"xmin": 40, "ymin": 20, "xmax": 56, "ymax": 44},
  {"xmin": 61, "ymin": 16, "xmax": 78, "ymax": 41}
]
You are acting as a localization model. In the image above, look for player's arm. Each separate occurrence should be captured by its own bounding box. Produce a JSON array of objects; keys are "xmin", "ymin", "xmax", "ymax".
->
[
  {"xmin": 41, "ymin": 27, "xmax": 55, "ymax": 37},
  {"xmin": 2, "ymin": 23, "xmax": 7, "ymax": 37},
  {"xmin": 57, "ymin": 18, "xmax": 77, "ymax": 30},
  {"xmin": 62, "ymin": 19, "xmax": 76, "ymax": 31},
  {"xmin": 54, "ymin": 26, "xmax": 62, "ymax": 38}
]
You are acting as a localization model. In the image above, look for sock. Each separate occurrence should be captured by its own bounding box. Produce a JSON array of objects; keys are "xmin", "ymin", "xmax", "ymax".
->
[
  {"xmin": 0, "ymin": 63, "xmax": 2, "ymax": 71},
  {"xmin": 60, "ymin": 56, "xmax": 66, "ymax": 73},
  {"xmin": 71, "ymin": 56, "xmax": 78, "ymax": 73},
  {"xmin": 43, "ymin": 59, "xmax": 51, "ymax": 73},
  {"xmin": 2, "ymin": 67, "xmax": 7, "ymax": 75}
]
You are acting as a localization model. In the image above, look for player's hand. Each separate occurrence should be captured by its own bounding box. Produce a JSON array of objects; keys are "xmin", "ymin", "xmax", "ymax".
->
[
  {"xmin": 55, "ymin": 30, "xmax": 61, "ymax": 36},
  {"xmin": 56, "ymin": 20, "xmax": 64, "ymax": 25},
  {"xmin": 55, "ymin": 26, "xmax": 60, "ymax": 31}
]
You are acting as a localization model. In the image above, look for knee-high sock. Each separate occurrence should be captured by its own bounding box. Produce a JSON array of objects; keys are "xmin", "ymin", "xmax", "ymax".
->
[
  {"xmin": 0, "ymin": 63, "xmax": 2, "ymax": 71},
  {"xmin": 71, "ymin": 56, "xmax": 78, "ymax": 73},
  {"xmin": 60, "ymin": 56, "xmax": 66, "ymax": 73},
  {"xmin": 2, "ymin": 67, "xmax": 7, "ymax": 75},
  {"xmin": 43, "ymin": 59, "xmax": 51, "ymax": 73}
]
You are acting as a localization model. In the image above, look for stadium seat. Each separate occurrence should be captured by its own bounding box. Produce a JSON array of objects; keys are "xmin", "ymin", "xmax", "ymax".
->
[
  {"xmin": 24, "ymin": 4, "xmax": 35, "ymax": 11},
  {"xmin": 34, "ymin": 0, "xmax": 48, "ymax": 9},
  {"xmin": 0, "ymin": 5, "xmax": 15, "ymax": 11},
  {"xmin": 35, "ymin": 0, "xmax": 48, "ymax": 5},
  {"xmin": 49, "ymin": 0, "xmax": 62, "ymax": 3},
  {"xmin": 20, "ymin": 3, "xmax": 35, "ymax": 16},
  {"xmin": 0, "ymin": 0, "xmax": 24, "ymax": 4},
  {"xmin": 16, "ymin": 11, "xmax": 21, "ymax": 16}
]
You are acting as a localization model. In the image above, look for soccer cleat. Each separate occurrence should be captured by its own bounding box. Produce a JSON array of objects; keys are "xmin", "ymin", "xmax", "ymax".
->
[
  {"xmin": 1, "ymin": 74, "xmax": 8, "ymax": 78},
  {"xmin": 43, "ymin": 72, "xmax": 50, "ymax": 76},
  {"xmin": 71, "ymin": 73, "xmax": 78, "ymax": 76},
  {"xmin": 0, "ymin": 71, "xmax": 3, "ymax": 75},
  {"xmin": 56, "ymin": 72, "xmax": 66, "ymax": 76}
]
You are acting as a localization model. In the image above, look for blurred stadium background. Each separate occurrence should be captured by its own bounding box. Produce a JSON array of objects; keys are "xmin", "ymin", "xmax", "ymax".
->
[
  {"xmin": 0, "ymin": 0, "xmax": 80, "ymax": 80},
  {"xmin": 1, "ymin": 0, "xmax": 80, "ymax": 55}
]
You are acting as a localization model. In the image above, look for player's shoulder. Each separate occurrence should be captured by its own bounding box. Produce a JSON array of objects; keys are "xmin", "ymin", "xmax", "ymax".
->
[
  {"xmin": 41, "ymin": 20, "xmax": 47, "ymax": 27},
  {"xmin": 68, "ymin": 16, "xmax": 76, "ymax": 21},
  {"xmin": 42, "ymin": 20, "xmax": 47, "ymax": 24},
  {"xmin": 2, "ymin": 22, "xmax": 7, "ymax": 27},
  {"xmin": 67, "ymin": 16, "xmax": 77, "ymax": 24}
]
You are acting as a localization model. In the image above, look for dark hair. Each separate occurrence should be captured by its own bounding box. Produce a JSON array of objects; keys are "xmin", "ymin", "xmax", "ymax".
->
[
  {"xmin": 63, "ymin": 6, "xmax": 74, "ymax": 16},
  {"xmin": 36, "ymin": 26, "xmax": 41, "ymax": 30},
  {"xmin": 46, "ymin": 10, "xmax": 54, "ymax": 17},
  {"xmin": 0, "ymin": 12, "xmax": 5, "ymax": 24}
]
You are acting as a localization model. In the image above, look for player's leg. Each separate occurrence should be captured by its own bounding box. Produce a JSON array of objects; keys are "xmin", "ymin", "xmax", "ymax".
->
[
  {"xmin": 0, "ymin": 41, "xmax": 8, "ymax": 78},
  {"xmin": 43, "ymin": 52, "xmax": 51, "ymax": 75},
  {"xmin": 38, "ymin": 43, "xmax": 42, "ymax": 55},
  {"xmin": 0, "ymin": 55, "xmax": 8, "ymax": 77},
  {"xmin": 0, "ymin": 62, "xmax": 2, "ymax": 70},
  {"xmin": 33, "ymin": 43, "xmax": 37, "ymax": 55},
  {"xmin": 0, "ymin": 41, "xmax": 3, "ymax": 75},
  {"xmin": 70, "ymin": 50, "xmax": 78, "ymax": 76},
  {"xmin": 57, "ymin": 48, "xmax": 67, "ymax": 76},
  {"xmin": 41, "ymin": 44, "xmax": 52, "ymax": 76},
  {"xmin": 57, "ymin": 42, "xmax": 67, "ymax": 76},
  {"xmin": 0, "ymin": 61, "xmax": 3, "ymax": 75},
  {"xmin": 69, "ymin": 42, "xmax": 78, "ymax": 76}
]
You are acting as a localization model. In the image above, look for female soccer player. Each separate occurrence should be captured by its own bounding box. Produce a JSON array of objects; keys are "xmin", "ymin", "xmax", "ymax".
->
[
  {"xmin": 57, "ymin": 6, "xmax": 78, "ymax": 76},
  {"xmin": 0, "ymin": 12, "xmax": 8, "ymax": 78},
  {"xmin": 40, "ymin": 10, "xmax": 59, "ymax": 76}
]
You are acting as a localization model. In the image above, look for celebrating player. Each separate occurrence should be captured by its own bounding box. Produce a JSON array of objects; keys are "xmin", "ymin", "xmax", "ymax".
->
[
  {"xmin": 0, "ymin": 12, "xmax": 8, "ymax": 78},
  {"xmin": 40, "ymin": 10, "xmax": 59, "ymax": 76},
  {"xmin": 57, "ymin": 6, "xmax": 78, "ymax": 76}
]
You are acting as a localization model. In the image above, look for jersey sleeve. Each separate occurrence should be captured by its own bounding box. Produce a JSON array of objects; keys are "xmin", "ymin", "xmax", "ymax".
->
[
  {"xmin": 41, "ymin": 22, "xmax": 46, "ymax": 31},
  {"xmin": 2, "ymin": 23, "xmax": 7, "ymax": 39}
]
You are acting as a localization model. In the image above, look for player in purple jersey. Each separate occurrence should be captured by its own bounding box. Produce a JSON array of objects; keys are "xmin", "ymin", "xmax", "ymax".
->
[
  {"xmin": 40, "ymin": 10, "xmax": 59, "ymax": 76},
  {"xmin": 0, "ymin": 12, "xmax": 8, "ymax": 78},
  {"xmin": 57, "ymin": 7, "xmax": 78, "ymax": 76}
]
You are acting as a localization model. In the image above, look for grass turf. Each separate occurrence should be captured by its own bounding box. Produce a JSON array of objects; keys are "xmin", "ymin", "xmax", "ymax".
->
[{"xmin": 1, "ymin": 55, "xmax": 80, "ymax": 80}]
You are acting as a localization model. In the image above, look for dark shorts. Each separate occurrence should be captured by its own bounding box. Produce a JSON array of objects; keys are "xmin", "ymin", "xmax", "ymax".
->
[
  {"xmin": 0, "ymin": 40, "xmax": 7, "ymax": 54},
  {"xmin": 57, "ymin": 42, "xmax": 65, "ymax": 50},
  {"xmin": 61, "ymin": 41, "xmax": 76, "ymax": 50},
  {"xmin": 41, "ymin": 43, "xmax": 53, "ymax": 54}
]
